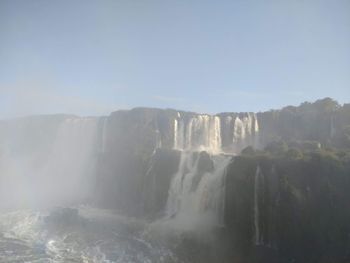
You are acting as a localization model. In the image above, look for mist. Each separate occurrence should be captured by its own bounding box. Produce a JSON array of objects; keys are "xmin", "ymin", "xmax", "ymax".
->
[{"xmin": 0, "ymin": 116, "xmax": 99, "ymax": 210}]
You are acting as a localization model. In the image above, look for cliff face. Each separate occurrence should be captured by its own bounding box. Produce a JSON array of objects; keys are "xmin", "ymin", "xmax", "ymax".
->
[
  {"xmin": 94, "ymin": 108, "xmax": 178, "ymax": 215},
  {"xmin": 225, "ymin": 152, "xmax": 350, "ymax": 263}
]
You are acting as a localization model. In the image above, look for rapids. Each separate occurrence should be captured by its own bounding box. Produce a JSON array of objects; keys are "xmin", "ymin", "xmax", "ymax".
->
[{"xmin": 0, "ymin": 207, "xmax": 182, "ymax": 263}]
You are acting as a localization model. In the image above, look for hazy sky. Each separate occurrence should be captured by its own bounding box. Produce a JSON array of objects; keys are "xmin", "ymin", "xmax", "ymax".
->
[{"xmin": 1, "ymin": 0, "xmax": 349, "ymax": 118}]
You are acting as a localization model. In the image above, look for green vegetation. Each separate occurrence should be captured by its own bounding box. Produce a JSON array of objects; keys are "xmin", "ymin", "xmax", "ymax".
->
[
  {"xmin": 225, "ymin": 141, "xmax": 350, "ymax": 262},
  {"xmin": 258, "ymin": 98, "xmax": 350, "ymax": 150}
]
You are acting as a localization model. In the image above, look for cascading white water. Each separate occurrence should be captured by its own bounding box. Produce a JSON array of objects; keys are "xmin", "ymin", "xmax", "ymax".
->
[
  {"xmin": 173, "ymin": 118, "xmax": 178, "ymax": 149},
  {"xmin": 190, "ymin": 115, "xmax": 212, "ymax": 151},
  {"xmin": 254, "ymin": 165, "xmax": 264, "ymax": 245},
  {"xmin": 233, "ymin": 114, "xmax": 248, "ymax": 146},
  {"xmin": 178, "ymin": 118, "xmax": 185, "ymax": 150},
  {"xmin": 208, "ymin": 116, "xmax": 222, "ymax": 152},
  {"xmin": 173, "ymin": 114, "xmax": 222, "ymax": 153},
  {"xmin": 173, "ymin": 114, "xmax": 186, "ymax": 150},
  {"xmin": 185, "ymin": 118, "xmax": 194, "ymax": 150},
  {"xmin": 173, "ymin": 113, "xmax": 260, "ymax": 154},
  {"xmin": 194, "ymin": 155, "xmax": 230, "ymax": 225},
  {"xmin": 231, "ymin": 113, "xmax": 260, "ymax": 153},
  {"xmin": 166, "ymin": 151, "xmax": 198, "ymax": 218},
  {"xmin": 254, "ymin": 114, "xmax": 260, "ymax": 148},
  {"xmin": 233, "ymin": 116, "xmax": 244, "ymax": 143},
  {"xmin": 165, "ymin": 151, "xmax": 231, "ymax": 227}
]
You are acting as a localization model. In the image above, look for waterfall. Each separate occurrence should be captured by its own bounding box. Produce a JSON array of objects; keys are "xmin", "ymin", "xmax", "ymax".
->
[
  {"xmin": 190, "ymin": 115, "xmax": 210, "ymax": 151},
  {"xmin": 231, "ymin": 113, "xmax": 260, "ymax": 153},
  {"xmin": 0, "ymin": 117, "xmax": 99, "ymax": 209},
  {"xmin": 209, "ymin": 116, "xmax": 222, "ymax": 153},
  {"xmin": 165, "ymin": 151, "xmax": 231, "ymax": 227},
  {"xmin": 101, "ymin": 117, "xmax": 108, "ymax": 153},
  {"xmin": 174, "ymin": 118, "xmax": 178, "ymax": 149},
  {"xmin": 194, "ymin": 155, "xmax": 230, "ymax": 225},
  {"xmin": 174, "ymin": 113, "xmax": 185, "ymax": 150},
  {"xmin": 166, "ymin": 152, "xmax": 198, "ymax": 218},
  {"xmin": 245, "ymin": 113, "xmax": 253, "ymax": 137},
  {"xmin": 173, "ymin": 113, "xmax": 259, "ymax": 154},
  {"xmin": 40, "ymin": 117, "xmax": 99, "ymax": 204},
  {"xmin": 253, "ymin": 114, "xmax": 260, "ymax": 148},
  {"xmin": 233, "ymin": 116, "xmax": 244, "ymax": 143},
  {"xmin": 254, "ymin": 165, "xmax": 264, "ymax": 245},
  {"xmin": 185, "ymin": 118, "xmax": 194, "ymax": 150},
  {"xmin": 173, "ymin": 115, "xmax": 222, "ymax": 153}
]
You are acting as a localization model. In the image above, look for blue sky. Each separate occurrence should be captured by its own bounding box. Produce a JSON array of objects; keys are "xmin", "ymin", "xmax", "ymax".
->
[{"xmin": 1, "ymin": 0, "xmax": 349, "ymax": 118}]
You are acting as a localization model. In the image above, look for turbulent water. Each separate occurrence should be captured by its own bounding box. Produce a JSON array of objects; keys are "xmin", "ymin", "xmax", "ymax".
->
[
  {"xmin": 0, "ymin": 207, "xmax": 186, "ymax": 263},
  {"xmin": 166, "ymin": 152, "xmax": 231, "ymax": 228}
]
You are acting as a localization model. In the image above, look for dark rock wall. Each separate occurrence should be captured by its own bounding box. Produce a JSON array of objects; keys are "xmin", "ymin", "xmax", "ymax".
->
[
  {"xmin": 142, "ymin": 148, "xmax": 181, "ymax": 217},
  {"xmin": 224, "ymin": 153, "xmax": 350, "ymax": 263},
  {"xmin": 94, "ymin": 108, "xmax": 178, "ymax": 215}
]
